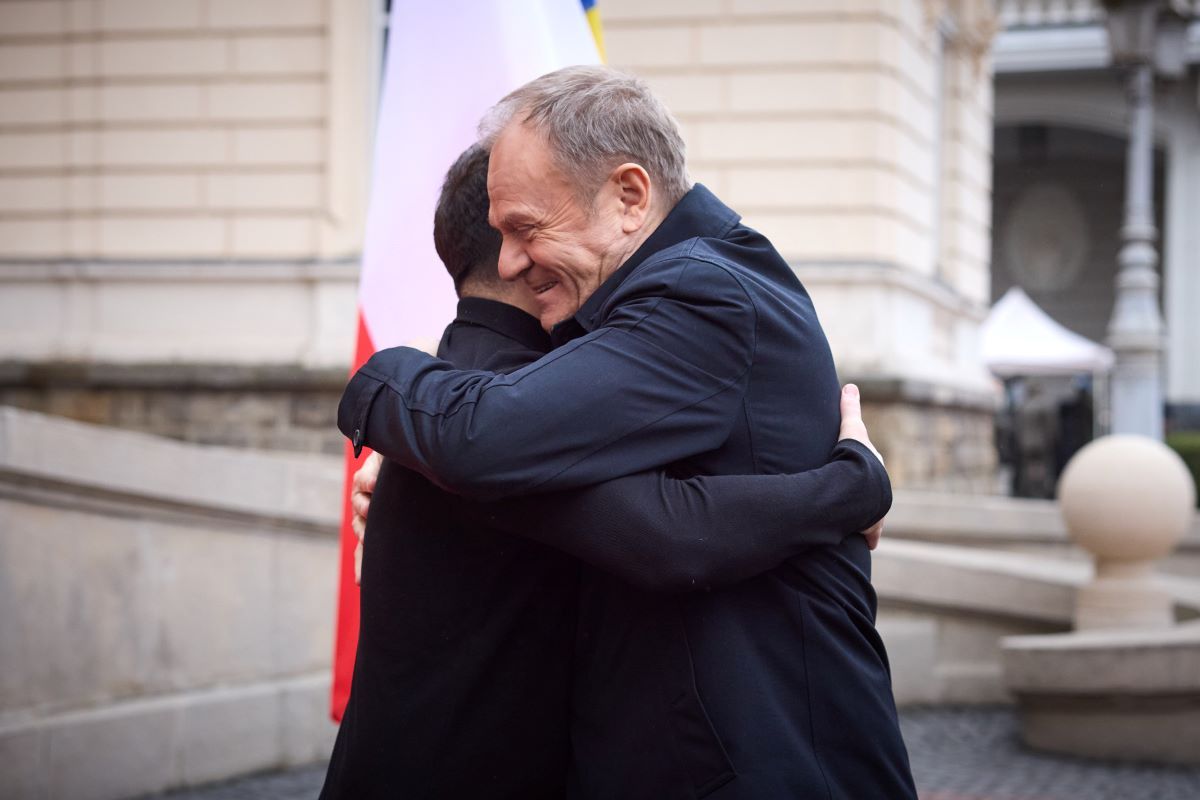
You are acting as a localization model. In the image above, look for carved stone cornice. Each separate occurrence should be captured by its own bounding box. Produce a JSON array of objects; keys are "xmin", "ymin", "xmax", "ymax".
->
[{"xmin": 929, "ymin": 0, "xmax": 1000, "ymax": 76}]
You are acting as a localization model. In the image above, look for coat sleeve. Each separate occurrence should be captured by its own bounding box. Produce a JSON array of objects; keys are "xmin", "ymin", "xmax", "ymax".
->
[
  {"xmin": 338, "ymin": 259, "xmax": 756, "ymax": 500},
  {"xmin": 459, "ymin": 440, "xmax": 891, "ymax": 593}
]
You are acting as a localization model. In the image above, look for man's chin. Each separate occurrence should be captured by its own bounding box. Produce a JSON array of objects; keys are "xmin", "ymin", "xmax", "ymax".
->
[
  {"xmin": 538, "ymin": 312, "xmax": 568, "ymax": 332},
  {"xmin": 537, "ymin": 303, "xmax": 576, "ymax": 333},
  {"xmin": 531, "ymin": 288, "xmax": 578, "ymax": 332}
]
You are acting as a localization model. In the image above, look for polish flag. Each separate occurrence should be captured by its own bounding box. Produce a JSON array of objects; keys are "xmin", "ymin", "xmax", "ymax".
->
[{"xmin": 331, "ymin": 1, "xmax": 603, "ymax": 721}]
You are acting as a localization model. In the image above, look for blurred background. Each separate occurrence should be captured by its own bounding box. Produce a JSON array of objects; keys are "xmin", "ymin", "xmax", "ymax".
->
[{"xmin": 1, "ymin": 1, "xmax": 1198, "ymax": 798}]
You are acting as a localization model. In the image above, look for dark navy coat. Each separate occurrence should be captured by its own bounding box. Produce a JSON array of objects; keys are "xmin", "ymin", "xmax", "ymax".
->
[{"xmin": 339, "ymin": 186, "xmax": 916, "ymax": 799}]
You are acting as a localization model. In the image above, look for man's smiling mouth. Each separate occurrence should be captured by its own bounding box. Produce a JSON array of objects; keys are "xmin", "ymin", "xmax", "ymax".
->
[{"xmin": 532, "ymin": 280, "xmax": 559, "ymax": 296}]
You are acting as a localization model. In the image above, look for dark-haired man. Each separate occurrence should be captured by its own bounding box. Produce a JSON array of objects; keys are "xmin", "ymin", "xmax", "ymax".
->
[{"xmin": 324, "ymin": 142, "xmax": 893, "ymax": 799}]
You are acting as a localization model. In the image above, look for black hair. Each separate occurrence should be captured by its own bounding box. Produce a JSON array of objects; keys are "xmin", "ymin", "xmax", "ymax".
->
[{"xmin": 433, "ymin": 144, "xmax": 502, "ymax": 293}]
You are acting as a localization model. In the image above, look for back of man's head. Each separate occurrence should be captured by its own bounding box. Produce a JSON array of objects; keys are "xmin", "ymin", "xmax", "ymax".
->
[
  {"xmin": 478, "ymin": 65, "xmax": 690, "ymax": 210},
  {"xmin": 434, "ymin": 144, "xmax": 502, "ymax": 294}
]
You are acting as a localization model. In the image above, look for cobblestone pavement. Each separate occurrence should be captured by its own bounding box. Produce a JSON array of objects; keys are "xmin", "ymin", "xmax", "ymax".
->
[
  {"xmin": 142, "ymin": 708, "xmax": 1200, "ymax": 800},
  {"xmin": 900, "ymin": 708, "xmax": 1200, "ymax": 800}
]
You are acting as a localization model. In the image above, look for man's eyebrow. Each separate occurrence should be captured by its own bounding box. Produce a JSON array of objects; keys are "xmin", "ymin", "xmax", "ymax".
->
[{"xmin": 495, "ymin": 212, "xmax": 533, "ymax": 231}]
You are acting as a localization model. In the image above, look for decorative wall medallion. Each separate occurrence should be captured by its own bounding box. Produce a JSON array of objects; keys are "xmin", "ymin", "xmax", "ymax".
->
[{"xmin": 1003, "ymin": 182, "xmax": 1089, "ymax": 292}]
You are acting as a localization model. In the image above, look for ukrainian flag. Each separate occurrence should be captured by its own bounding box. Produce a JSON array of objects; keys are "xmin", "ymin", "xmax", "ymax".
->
[{"xmin": 581, "ymin": 0, "xmax": 606, "ymax": 61}]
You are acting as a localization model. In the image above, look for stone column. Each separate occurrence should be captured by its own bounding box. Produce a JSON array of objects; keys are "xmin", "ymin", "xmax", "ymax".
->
[
  {"xmin": 1107, "ymin": 55, "xmax": 1166, "ymax": 438},
  {"xmin": 1163, "ymin": 92, "xmax": 1200, "ymax": 412}
]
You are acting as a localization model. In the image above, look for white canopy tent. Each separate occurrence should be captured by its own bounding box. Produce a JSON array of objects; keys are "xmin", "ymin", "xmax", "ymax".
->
[{"xmin": 981, "ymin": 287, "xmax": 1115, "ymax": 378}]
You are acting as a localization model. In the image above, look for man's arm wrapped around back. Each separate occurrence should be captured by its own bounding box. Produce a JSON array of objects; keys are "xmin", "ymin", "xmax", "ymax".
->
[
  {"xmin": 462, "ymin": 438, "xmax": 891, "ymax": 593},
  {"xmin": 339, "ymin": 257, "xmax": 757, "ymax": 501}
]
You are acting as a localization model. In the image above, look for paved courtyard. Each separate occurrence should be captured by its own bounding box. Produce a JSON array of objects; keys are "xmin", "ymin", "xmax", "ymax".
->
[{"xmin": 142, "ymin": 707, "xmax": 1200, "ymax": 800}]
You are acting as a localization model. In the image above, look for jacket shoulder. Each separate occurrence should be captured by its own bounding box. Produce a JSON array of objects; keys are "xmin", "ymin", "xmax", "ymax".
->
[{"xmin": 604, "ymin": 240, "xmax": 757, "ymax": 312}]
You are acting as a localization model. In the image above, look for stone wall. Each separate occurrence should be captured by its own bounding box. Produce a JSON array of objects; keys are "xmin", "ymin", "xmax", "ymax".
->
[
  {"xmin": 0, "ymin": 0, "xmax": 369, "ymax": 373},
  {"xmin": 863, "ymin": 394, "xmax": 999, "ymax": 493},
  {"xmin": 0, "ymin": 407, "xmax": 341, "ymax": 800},
  {"xmin": 0, "ymin": 363, "xmax": 345, "ymax": 455},
  {"xmin": 0, "ymin": 0, "xmax": 372, "ymax": 261}
]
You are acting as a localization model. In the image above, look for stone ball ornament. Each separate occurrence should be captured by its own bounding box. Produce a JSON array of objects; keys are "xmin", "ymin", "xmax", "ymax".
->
[{"xmin": 1058, "ymin": 434, "xmax": 1196, "ymax": 563}]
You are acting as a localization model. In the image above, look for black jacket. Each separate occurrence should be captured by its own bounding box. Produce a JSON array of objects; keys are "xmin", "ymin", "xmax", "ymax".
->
[
  {"xmin": 322, "ymin": 298, "xmax": 576, "ymax": 800},
  {"xmin": 339, "ymin": 186, "xmax": 914, "ymax": 799},
  {"xmin": 324, "ymin": 296, "xmax": 891, "ymax": 799}
]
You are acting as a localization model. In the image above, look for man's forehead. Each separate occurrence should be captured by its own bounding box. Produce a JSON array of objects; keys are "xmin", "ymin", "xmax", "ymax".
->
[
  {"xmin": 487, "ymin": 133, "xmax": 576, "ymax": 213},
  {"xmin": 487, "ymin": 124, "xmax": 537, "ymax": 181},
  {"xmin": 491, "ymin": 122, "xmax": 574, "ymax": 184}
]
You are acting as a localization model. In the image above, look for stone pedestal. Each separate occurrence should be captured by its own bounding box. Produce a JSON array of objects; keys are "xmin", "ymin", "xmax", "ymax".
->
[
  {"xmin": 1002, "ymin": 433, "xmax": 1199, "ymax": 765},
  {"xmin": 1003, "ymin": 624, "xmax": 1200, "ymax": 766},
  {"xmin": 1073, "ymin": 561, "xmax": 1174, "ymax": 630}
]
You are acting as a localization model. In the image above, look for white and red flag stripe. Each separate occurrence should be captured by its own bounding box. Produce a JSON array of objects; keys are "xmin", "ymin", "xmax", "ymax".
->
[{"xmin": 331, "ymin": 1, "xmax": 602, "ymax": 721}]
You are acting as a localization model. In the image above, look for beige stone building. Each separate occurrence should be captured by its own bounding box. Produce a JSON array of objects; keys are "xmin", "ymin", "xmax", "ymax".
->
[
  {"xmin": 0, "ymin": 0, "xmax": 372, "ymax": 453},
  {"xmin": 7, "ymin": 2, "xmax": 1198, "ymax": 799},
  {"xmin": 0, "ymin": 0, "xmax": 1001, "ymax": 490}
]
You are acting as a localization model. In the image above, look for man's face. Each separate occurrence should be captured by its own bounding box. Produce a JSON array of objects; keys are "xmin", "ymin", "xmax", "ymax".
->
[{"xmin": 487, "ymin": 123, "xmax": 629, "ymax": 330}]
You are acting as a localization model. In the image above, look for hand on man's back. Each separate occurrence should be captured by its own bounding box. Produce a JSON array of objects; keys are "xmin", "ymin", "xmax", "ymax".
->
[
  {"xmin": 352, "ymin": 451, "xmax": 384, "ymax": 584},
  {"xmin": 838, "ymin": 383, "xmax": 887, "ymax": 550}
]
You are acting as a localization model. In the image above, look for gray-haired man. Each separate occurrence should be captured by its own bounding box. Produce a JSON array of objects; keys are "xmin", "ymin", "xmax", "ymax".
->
[{"xmin": 340, "ymin": 66, "xmax": 916, "ymax": 799}]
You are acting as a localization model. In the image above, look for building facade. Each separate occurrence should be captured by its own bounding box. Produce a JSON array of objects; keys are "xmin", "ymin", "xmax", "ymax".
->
[
  {"xmin": 992, "ymin": 0, "xmax": 1200, "ymax": 432},
  {"xmin": 0, "ymin": 0, "xmax": 373, "ymax": 452},
  {"xmin": 0, "ymin": 0, "xmax": 1002, "ymax": 490},
  {"xmin": 4, "ymin": 3, "xmax": 1200, "ymax": 797}
]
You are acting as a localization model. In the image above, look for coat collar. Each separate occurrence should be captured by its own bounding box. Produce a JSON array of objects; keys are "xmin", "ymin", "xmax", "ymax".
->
[
  {"xmin": 454, "ymin": 296, "xmax": 551, "ymax": 352},
  {"xmin": 551, "ymin": 184, "xmax": 740, "ymax": 345}
]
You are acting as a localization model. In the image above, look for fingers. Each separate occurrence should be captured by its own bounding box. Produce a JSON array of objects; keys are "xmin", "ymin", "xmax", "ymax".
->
[
  {"xmin": 863, "ymin": 518, "xmax": 884, "ymax": 551},
  {"xmin": 840, "ymin": 386, "xmax": 868, "ymax": 441},
  {"xmin": 840, "ymin": 383, "xmax": 862, "ymax": 424},
  {"xmin": 353, "ymin": 451, "xmax": 382, "ymax": 496},
  {"xmin": 351, "ymin": 469, "xmax": 372, "ymax": 496},
  {"xmin": 350, "ymin": 451, "xmax": 381, "ymax": 539},
  {"xmin": 838, "ymin": 384, "xmax": 884, "ymax": 466},
  {"xmin": 351, "ymin": 452, "xmax": 382, "ymax": 586},
  {"xmin": 838, "ymin": 385, "xmax": 866, "ymax": 440},
  {"xmin": 351, "ymin": 489, "xmax": 371, "ymax": 524}
]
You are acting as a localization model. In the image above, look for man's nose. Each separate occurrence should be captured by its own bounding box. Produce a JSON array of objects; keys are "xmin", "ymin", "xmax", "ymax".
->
[{"xmin": 497, "ymin": 236, "xmax": 531, "ymax": 282}]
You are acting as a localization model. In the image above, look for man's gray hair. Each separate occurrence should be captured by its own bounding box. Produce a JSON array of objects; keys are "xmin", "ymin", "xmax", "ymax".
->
[{"xmin": 479, "ymin": 65, "xmax": 691, "ymax": 208}]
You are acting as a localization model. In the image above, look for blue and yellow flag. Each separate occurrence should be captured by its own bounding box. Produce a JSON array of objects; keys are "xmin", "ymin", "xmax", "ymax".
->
[{"xmin": 581, "ymin": 0, "xmax": 606, "ymax": 61}]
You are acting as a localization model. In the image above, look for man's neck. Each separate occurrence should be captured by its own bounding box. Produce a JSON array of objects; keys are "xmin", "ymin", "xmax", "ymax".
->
[{"xmin": 459, "ymin": 281, "xmax": 540, "ymax": 319}]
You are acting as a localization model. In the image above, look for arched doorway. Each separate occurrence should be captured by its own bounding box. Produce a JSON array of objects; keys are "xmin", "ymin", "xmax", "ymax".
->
[{"xmin": 991, "ymin": 123, "xmax": 1167, "ymax": 342}]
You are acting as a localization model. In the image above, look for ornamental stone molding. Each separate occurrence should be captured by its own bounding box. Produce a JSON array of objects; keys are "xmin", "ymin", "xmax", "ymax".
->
[
  {"xmin": 1002, "ymin": 182, "xmax": 1091, "ymax": 293},
  {"xmin": 925, "ymin": 0, "xmax": 1001, "ymax": 73}
]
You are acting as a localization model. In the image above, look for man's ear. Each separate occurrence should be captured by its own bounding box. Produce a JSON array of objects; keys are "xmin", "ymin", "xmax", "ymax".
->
[{"xmin": 610, "ymin": 163, "xmax": 652, "ymax": 234}]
